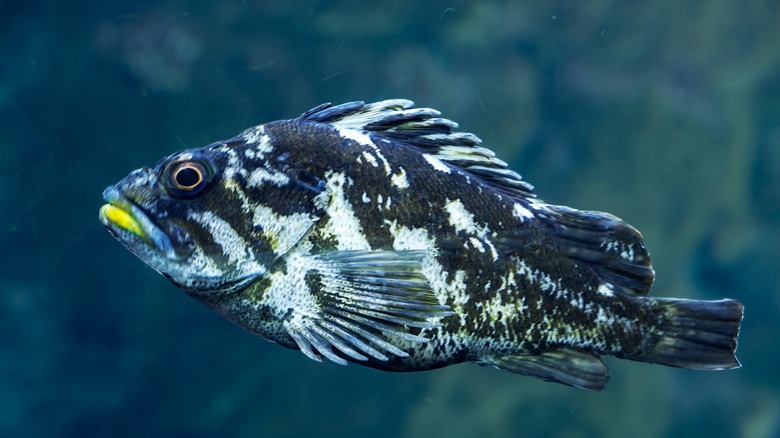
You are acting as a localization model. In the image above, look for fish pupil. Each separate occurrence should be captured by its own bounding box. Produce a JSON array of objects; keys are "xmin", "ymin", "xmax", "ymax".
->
[{"xmin": 176, "ymin": 167, "xmax": 201, "ymax": 188}]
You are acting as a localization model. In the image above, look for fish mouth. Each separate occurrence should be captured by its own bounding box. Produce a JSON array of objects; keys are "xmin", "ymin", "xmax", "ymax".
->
[{"xmin": 100, "ymin": 186, "xmax": 175, "ymax": 256}]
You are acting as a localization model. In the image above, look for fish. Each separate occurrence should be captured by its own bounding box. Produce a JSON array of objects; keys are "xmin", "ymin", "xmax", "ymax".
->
[{"xmin": 100, "ymin": 99, "xmax": 743, "ymax": 391}]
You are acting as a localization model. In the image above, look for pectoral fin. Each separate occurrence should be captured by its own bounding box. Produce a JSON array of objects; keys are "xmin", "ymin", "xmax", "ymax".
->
[
  {"xmin": 283, "ymin": 250, "xmax": 454, "ymax": 365},
  {"xmin": 478, "ymin": 349, "xmax": 610, "ymax": 391}
]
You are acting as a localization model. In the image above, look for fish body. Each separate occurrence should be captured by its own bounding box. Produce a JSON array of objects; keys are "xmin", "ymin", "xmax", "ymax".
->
[{"xmin": 101, "ymin": 99, "xmax": 742, "ymax": 390}]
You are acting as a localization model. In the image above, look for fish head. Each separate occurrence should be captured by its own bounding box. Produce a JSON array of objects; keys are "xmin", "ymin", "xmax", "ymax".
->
[{"xmin": 100, "ymin": 137, "xmax": 326, "ymax": 297}]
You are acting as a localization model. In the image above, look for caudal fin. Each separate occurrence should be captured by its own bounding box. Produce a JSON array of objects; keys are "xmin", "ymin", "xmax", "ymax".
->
[{"xmin": 642, "ymin": 298, "xmax": 743, "ymax": 370}]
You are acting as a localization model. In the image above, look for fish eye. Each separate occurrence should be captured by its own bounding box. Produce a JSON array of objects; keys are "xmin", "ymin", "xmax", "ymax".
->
[
  {"xmin": 163, "ymin": 159, "xmax": 212, "ymax": 198},
  {"xmin": 174, "ymin": 164, "xmax": 203, "ymax": 188}
]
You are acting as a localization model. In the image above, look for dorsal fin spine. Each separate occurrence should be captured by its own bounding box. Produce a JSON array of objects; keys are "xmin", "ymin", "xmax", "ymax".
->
[{"xmin": 298, "ymin": 99, "xmax": 535, "ymax": 199}]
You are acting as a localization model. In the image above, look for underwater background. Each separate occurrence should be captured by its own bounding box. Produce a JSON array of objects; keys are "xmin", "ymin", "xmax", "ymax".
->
[{"xmin": 2, "ymin": 1, "xmax": 779, "ymax": 437}]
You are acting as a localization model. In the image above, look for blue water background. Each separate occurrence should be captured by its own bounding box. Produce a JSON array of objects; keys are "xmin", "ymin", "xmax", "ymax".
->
[{"xmin": 2, "ymin": 1, "xmax": 778, "ymax": 437}]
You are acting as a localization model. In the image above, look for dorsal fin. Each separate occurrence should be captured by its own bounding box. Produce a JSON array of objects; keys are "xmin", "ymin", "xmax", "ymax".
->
[
  {"xmin": 299, "ymin": 99, "xmax": 535, "ymax": 199},
  {"xmin": 544, "ymin": 205, "xmax": 655, "ymax": 296}
]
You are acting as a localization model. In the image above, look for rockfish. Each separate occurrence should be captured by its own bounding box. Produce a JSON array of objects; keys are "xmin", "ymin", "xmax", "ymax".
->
[{"xmin": 100, "ymin": 99, "xmax": 742, "ymax": 390}]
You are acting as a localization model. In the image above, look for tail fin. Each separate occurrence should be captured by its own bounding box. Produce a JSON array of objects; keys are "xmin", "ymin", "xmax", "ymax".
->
[{"xmin": 642, "ymin": 298, "xmax": 743, "ymax": 370}]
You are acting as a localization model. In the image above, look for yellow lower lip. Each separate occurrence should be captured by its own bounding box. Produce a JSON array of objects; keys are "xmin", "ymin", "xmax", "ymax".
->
[{"xmin": 100, "ymin": 204, "xmax": 148, "ymax": 241}]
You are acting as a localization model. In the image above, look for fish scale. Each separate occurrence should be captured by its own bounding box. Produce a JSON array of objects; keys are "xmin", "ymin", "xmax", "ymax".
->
[{"xmin": 100, "ymin": 99, "xmax": 743, "ymax": 391}]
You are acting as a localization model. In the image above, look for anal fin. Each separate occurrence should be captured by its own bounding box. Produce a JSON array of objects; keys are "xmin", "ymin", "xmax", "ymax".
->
[{"xmin": 478, "ymin": 348, "xmax": 610, "ymax": 391}]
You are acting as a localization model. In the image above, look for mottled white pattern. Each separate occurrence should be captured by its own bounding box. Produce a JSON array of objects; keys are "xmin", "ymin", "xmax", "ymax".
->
[
  {"xmin": 336, "ymin": 127, "xmax": 391, "ymax": 175},
  {"xmin": 253, "ymin": 205, "xmax": 314, "ymax": 255},
  {"xmin": 391, "ymin": 167, "xmax": 409, "ymax": 189},
  {"xmin": 437, "ymin": 145, "xmax": 495, "ymax": 165},
  {"xmin": 221, "ymin": 147, "xmax": 247, "ymax": 180},
  {"xmin": 385, "ymin": 220, "xmax": 430, "ymax": 251},
  {"xmin": 425, "ymin": 260, "xmax": 469, "ymax": 325},
  {"xmin": 485, "ymin": 292, "xmax": 527, "ymax": 331},
  {"xmin": 516, "ymin": 259, "xmax": 566, "ymax": 299},
  {"xmin": 385, "ymin": 220, "xmax": 460, "ymax": 318},
  {"xmin": 512, "ymin": 203, "xmax": 534, "ymax": 221},
  {"xmin": 182, "ymin": 210, "xmax": 268, "ymax": 289},
  {"xmin": 445, "ymin": 199, "xmax": 498, "ymax": 261},
  {"xmin": 328, "ymin": 99, "xmax": 415, "ymax": 130},
  {"xmin": 597, "ymin": 283, "xmax": 615, "ymax": 297},
  {"xmin": 188, "ymin": 210, "xmax": 250, "ymax": 265},
  {"xmin": 241, "ymin": 126, "xmax": 273, "ymax": 154},
  {"xmin": 247, "ymin": 166, "xmax": 290, "ymax": 187},
  {"xmin": 421, "ymin": 133, "xmax": 456, "ymax": 141},
  {"xmin": 596, "ymin": 308, "xmax": 614, "ymax": 324},
  {"xmin": 264, "ymin": 250, "xmax": 322, "ymax": 319},
  {"xmin": 468, "ymin": 236, "xmax": 486, "ymax": 253},
  {"xmin": 422, "ymin": 154, "xmax": 451, "ymax": 173},
  {"xmin": 601, "ymin": 240, "xmax": 618, "ymax": 252},
  {"xmin": 447, "ymin": 270, "xmax": 469, "ymax": 306},
  {"xmin": 444, "ymin": 199, "xmax": 489, "ymax": 237},
  {"xmin": 185, "ymin": 246, "xmax": 227, "ymax": 278},
  {"xmin": 601, "ymin": 239, "xmax": 637, "ymax": 262},
  {"xmin": 320, "ymin": 172, "xmax": 371, "ymax": 250},
  {"xmin": 360, "ymin": 150, "xmax": 378, "ymax": 167},
  {"xmin": 150, "ymin": 244, "xmax": 226, "ymax": 291}
]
